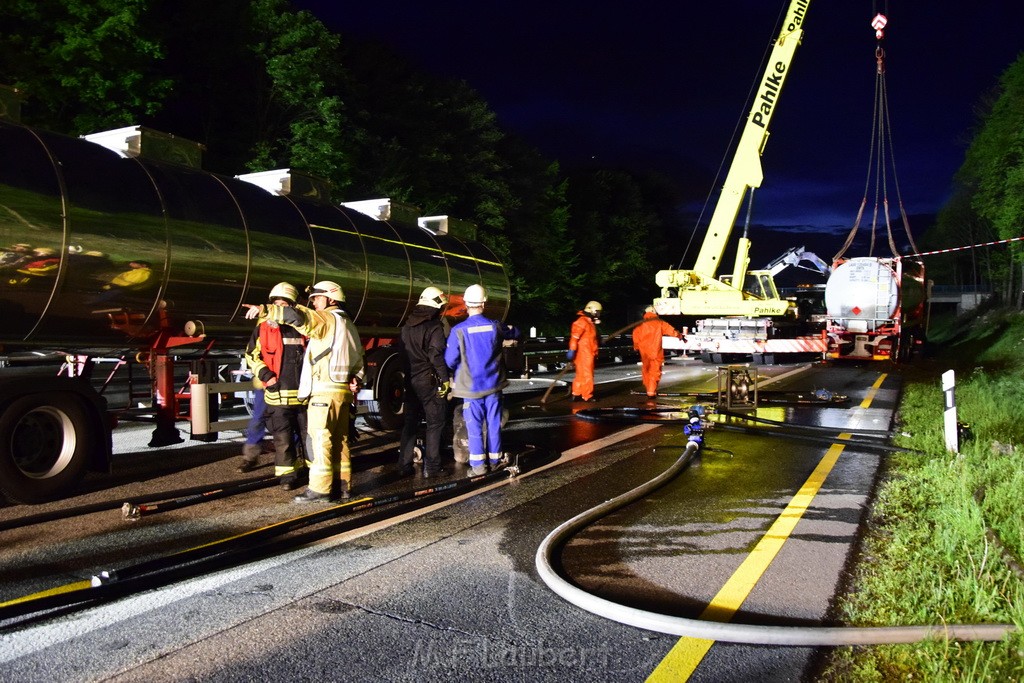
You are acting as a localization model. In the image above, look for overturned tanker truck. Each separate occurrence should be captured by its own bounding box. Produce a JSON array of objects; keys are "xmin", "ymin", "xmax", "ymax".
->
[{"xmin": 0, "ymin": 116, "xmax": 509, "ymax": 503}]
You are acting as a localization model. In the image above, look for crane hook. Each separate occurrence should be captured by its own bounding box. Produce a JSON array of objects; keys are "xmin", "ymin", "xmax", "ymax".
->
[{"xmin": 871, "ymin": 13, "xmax": 887, "ymax": 40}]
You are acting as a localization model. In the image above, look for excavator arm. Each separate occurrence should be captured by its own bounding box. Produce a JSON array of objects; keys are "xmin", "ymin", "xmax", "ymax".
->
[
  {"xmin": 763, "ymin": 246, "xmax": 831, "ymax": 277},
  {"xmin": 654, "ymin": 0, "xmax": 811, "ymax": 317}
]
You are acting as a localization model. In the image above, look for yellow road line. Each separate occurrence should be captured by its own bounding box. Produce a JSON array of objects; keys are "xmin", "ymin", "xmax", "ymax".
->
[
  {"xmin": 859, "ymin": 373, "xmax": 887, "ymax": 409},
  {"xmin": 648, "ymin": 372, "xmax": 887, "ymax": 680}
]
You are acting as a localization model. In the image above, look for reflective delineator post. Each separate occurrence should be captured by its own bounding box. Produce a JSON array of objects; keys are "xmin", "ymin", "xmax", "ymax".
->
[{"xmin": 942, "ymin": 370, "xmax": 958, "ymax": 453}]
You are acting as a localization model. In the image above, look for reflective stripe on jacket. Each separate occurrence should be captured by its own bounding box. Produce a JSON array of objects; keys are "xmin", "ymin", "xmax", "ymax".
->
[
  {"xmin": 245, "ymin": 320, "xmax": 307, "ymax": 406},
  {"xmin": 445, "ymin": 313, "xmax": 508, "ymax": 399}
]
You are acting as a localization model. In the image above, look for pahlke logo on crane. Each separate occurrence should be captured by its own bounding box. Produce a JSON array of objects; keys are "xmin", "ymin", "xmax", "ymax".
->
[
  {"xmin": 786, "ymin": 0, "xmax": 808, "ymax": 32},
  {"xmin": 751, "ymin": 63, "xmax": 786, "ymax": 129}
]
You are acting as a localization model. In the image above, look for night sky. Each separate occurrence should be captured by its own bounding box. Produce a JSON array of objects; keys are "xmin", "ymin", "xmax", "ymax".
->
[{"xmin": 292, "ymin": 1, "xmax": 1023, "ymax": 255}]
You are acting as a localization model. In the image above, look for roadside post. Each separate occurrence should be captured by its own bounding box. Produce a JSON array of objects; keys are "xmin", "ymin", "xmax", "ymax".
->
[{"xmin": 942, "ymin": 370, "xmax": 958, "ymax": 453}]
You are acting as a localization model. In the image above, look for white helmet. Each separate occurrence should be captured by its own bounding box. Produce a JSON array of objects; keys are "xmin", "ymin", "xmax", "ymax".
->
[
  {"xmin": 307, "ymin": 280, "xmax": 345, "ymax": 303},
  {"xmin": 418, "ymin": 285, "xmax": 448, "ymax": 309},
  {"xmin": 464, "ymin": 284, "xmax": 488, "ymax": 307},
  {"xmin": 268, "ymin": 281, "xmax": 298, "ymax": 305},
  {"xmin": 584, "ymin": 300, "xmax": 603, "ymax": 316}
]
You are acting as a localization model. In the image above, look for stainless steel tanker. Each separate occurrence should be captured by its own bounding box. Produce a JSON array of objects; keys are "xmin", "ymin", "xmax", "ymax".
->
[
  {"xmin": 823, "ymin": 256, "xmax": 926, "ymax": 361},
  {"xmin": 0, "ymin": 118, "xmax": 509, "ymax": 503}
]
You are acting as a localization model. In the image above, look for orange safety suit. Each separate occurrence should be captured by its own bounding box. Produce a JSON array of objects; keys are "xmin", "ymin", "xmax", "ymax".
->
[
  {"xmin": 569, "ymin": 311, "xmax": 599, "ymax": 400},
  {"xmin": 632, "ymin": 311, "xmax": 681, "ymax": 397}
]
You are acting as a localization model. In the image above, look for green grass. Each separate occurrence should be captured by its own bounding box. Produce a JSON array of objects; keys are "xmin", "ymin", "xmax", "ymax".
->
[{"xmin": 820, "ymin": 308, "xmax": 1024, "ymax": 681}]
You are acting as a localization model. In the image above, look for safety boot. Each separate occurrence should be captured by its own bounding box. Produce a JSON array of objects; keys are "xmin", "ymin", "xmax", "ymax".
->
[
  {"xmin": 293, "ymin": 488, "xmax": 330, "ymax": 503},
  {"xmin": 237, "ymin": 443, "xmax": 261, "ymax": 473},
  {"xmin": 279, "ymin": 474, "xmax": 301, "ymax": 491}
]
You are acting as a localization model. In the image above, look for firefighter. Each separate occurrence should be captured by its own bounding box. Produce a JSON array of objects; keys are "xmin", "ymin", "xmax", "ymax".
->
[
  {"xmin": 245, "ymin": 280, "xmax": 364, "ymax": 502},
  {"xmin": 242, "ymin": 282, "xmax": 308, "ymax": 489},
  {"xmin": 445, "ymin": 284, "xmax": 514, "ymax": 476},
  {"xmin": 632, "ymin": 305, "xmax": 684, "ymax": 399},
  {"xmin": 397, "ymin": 286, "xmax": 450, "ymax": 478},
  {"xmin": 567, "ymin": 301, "xmax": 602, "ymax": 402}
]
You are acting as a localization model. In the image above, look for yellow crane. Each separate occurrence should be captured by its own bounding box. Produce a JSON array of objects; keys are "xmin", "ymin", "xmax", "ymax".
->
[{"xmin": 654, "ymin": 0, "xmax": 811, "ymax": 319}]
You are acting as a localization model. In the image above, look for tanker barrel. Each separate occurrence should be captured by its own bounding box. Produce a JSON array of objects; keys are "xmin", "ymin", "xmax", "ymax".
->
[
  {"xmin": 0, "ymin": 120, "xmax": 509, "ymax": 351},
  {"xmin": 825, "ymin": 257, "xmax": 925, "ymax": 332}
]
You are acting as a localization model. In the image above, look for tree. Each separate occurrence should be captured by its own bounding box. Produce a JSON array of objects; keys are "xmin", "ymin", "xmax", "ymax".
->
[
  {"xmin": 337, "ymin": 40, "xmax": 514, "ymax": 261},
  {"xmin": 499, "ymin": 138, "xmax": 581, "ymax": 330},
  {"xmin": 950, "ymin": 52, "xmax": 1024, "ymax": 306},
  {"xmin": 564, "ymin": 168, "xmax": 663, "ymax": 323},
  {"xmin": 0, "ymin": 0, "xmax": 172, "ymax": 133},
  {"xmin": 245, "ymin": 0, "xmax": 350, "ymax": 184}
]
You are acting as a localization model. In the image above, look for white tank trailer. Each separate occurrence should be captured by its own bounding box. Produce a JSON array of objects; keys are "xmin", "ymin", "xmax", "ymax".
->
[
  {"xmin": 824, "ymin": 256, "xmax": 926, "ymax": 361},
  {"xmin": 0, "ymin": 118, "xmax": 509, "ymax": 503}
]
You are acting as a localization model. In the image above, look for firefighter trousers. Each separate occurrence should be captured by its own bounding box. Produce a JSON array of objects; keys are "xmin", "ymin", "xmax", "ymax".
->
[
  {"xmin": 305, "ymin": 389, "xmax": 353, "ymax": 496},
  {"xmin": 266, "ymin": 404, "xmax": 308, "ymax": 478}
]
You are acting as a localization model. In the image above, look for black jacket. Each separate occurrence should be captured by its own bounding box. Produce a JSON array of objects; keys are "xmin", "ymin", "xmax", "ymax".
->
[{"xmin": 400, "ymin": 305, "xmax": 449, "ymax": 388}]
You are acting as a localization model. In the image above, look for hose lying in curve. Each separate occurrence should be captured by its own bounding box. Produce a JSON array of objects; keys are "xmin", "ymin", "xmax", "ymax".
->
[{"xmin": 534, "ymin": 442, "xmax": 1016, "ymax": 646}]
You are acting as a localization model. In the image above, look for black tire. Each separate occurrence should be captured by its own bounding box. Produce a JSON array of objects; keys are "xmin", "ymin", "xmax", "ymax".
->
[
  {"xmin": 0, "ymin": 393, "xmax": 93, "ymax": 504},
  {"xmin": 364, "ymin": 357, "xmax": 405, "ymax": 431},
  {"xmin": 900, "ymin": 334, "xmax": 915, "ymax": 363}
]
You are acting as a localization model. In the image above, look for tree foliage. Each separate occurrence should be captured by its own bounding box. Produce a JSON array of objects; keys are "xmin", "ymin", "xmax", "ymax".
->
[
  {"xmin": 927, "ymin": 51, "xmax": 1024, "ymax": 306},
  {"xmin": 0, "ymin": 0, "xmax": 171, "ymax": 133}
]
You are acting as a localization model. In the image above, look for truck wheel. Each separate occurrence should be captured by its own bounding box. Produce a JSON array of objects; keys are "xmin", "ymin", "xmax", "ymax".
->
[
  {"xmin": 364, "ymin": 358, "xmax": 405, "ymax": 431},
  {"xmin": 898, "ymin": 335, "xmax": 915, "ymax": 363},
  {"xmin": 0, "ymin": 394, "xmax": 92, "ymax": 504}
]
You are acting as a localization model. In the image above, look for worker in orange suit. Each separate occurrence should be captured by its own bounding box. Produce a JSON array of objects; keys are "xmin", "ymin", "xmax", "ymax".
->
[
  {"xmin": 567, "ymin": 301, "xmax": 602, "ymax": 402},
  {"xmin": 632, "ymin": 305, "xmax": 684, "ymax": 399}
]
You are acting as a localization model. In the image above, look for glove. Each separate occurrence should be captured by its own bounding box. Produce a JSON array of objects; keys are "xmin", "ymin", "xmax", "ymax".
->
[
  {"xmin": 438, "ymin": 380, "xmax": 451, "ymax": 398},
  {"xmin": 566, "ymin": 349, "xmax": 576, "ymax": 361}
]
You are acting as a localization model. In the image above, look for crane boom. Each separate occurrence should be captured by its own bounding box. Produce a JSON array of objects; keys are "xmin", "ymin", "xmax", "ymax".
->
[{"xmin": 654, "ymin": 0, "xmax": 810, "ymax": 317}]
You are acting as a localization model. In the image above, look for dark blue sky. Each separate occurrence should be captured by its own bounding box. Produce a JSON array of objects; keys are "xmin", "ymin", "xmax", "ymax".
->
[{"xmin": 293, "ymin": 1, "xmax": 1023, "ymax": 243}]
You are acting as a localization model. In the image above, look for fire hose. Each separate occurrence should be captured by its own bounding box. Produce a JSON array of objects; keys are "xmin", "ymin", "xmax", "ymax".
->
[
  {"xmin": 0, "ymin": 447, "xmax": 552, "ymax": 630},
  {"xmin": 535, "ymin": 410, "xmax": 1015, "ymax": 646}
]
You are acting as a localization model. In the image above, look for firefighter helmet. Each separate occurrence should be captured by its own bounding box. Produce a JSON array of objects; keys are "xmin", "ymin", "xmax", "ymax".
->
[
  {"xmin": 307, "ymin": 280, "xmax": 345, "ymax": 303},
  {"xmin": 268, "ymin": 281, "xmax": 299, "ymax": 305},
  {"xmin": 464, "ymin": 284, "xmax": 488, "ymax": 307},
  {"xmin": 584, "ymin": 301, "xmax": 603, "ymax": 317},
  {"xmin": 418, "ymin": 285, "xmax": 448, "ymax": 309}
]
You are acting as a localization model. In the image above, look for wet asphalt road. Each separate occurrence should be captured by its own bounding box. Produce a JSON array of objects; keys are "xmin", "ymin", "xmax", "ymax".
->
[{"xmin": 0, "ymin": 358, "xmax": 897, "ymax": 681}]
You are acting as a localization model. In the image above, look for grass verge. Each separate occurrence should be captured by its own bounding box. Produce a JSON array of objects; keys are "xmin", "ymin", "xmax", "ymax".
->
[{"xmin": 821, "ymin": 308, "xmax": 1024, "ymax": 680}]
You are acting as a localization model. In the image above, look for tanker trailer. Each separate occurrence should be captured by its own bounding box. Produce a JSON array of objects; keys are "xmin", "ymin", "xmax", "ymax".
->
[
  {"xmin": 823, "ymin": 256, "xmax": 926, "ymax": 362},
  {"xmin": 0, "ymin": 119, "xmax": 509, "ymax": 503}
]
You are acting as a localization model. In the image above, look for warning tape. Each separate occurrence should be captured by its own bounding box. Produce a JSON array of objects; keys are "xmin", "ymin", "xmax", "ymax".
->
[{"xmin": 901, "ymin": 234, "xmax": 1024, "ymax": 259}]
